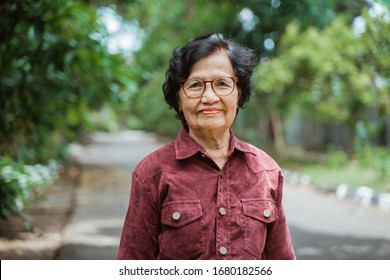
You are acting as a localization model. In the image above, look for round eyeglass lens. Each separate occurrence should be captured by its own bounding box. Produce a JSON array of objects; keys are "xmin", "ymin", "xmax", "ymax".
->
[
  {"xmin": 183, "ymin": 77, "xmax": 235, "ymax": 98},
  {"xmin": 212, "ymin": 77, "xmax": 234, "ymax": 95}
]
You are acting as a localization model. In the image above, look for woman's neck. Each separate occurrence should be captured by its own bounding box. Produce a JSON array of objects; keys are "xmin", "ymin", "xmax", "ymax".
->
[{"xmin": 188, "ymin": 129, "xmax": 230, "ymax": 168}]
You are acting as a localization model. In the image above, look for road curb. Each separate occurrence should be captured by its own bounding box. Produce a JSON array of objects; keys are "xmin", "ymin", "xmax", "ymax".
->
[{"xmin": 283, "ymin": 170, "xmax": 390, "ymax": 213}]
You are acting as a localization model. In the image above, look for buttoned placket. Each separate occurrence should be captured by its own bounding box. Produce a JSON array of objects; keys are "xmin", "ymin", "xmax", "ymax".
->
[
  {"xmin": 196, "ymin": 137, "xmax": 247, "ymax": 259},
  {"xmin": 199, "ymin": 151, "xmax": 231, "ymax": 259},
  {"xmin": 216, "ymin": 165, "xmax": 230, "ymax": 259}
]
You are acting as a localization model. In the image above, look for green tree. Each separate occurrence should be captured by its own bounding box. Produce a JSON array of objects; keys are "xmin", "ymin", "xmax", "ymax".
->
[
  {"xmin": 254, "ymin": 8, "xmax": 390, "ymax": 154},
  {"xmin": 0, "ymin": 0, "xmax": 130, "ymax": 162},
  {"xmin": 0, "ymin": 0, "xmax": 132, "ymax": 218}
]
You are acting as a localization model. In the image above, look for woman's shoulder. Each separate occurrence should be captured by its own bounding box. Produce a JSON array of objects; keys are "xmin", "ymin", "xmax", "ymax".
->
[
  {"xmin": 133, "ymin": 141, "xmax": 177, "ymax": 179},
  {"xmin": 236, "ymin": 139, "xmax": 281, "ymax": 173}
]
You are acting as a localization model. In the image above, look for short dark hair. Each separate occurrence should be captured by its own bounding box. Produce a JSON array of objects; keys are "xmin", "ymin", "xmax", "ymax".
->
[{"xmin": 162, "ymin": 33, "xmax": 257, "ymax": 124}]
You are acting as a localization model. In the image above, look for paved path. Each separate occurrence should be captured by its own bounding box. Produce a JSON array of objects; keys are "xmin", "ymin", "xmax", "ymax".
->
[
  {"xmin": 56, "ymin": 131, "xmax": 164, "ymax": 260},
  {"xmin": 56, "ymin": 130, "xmax": 390, "ymax": 260},
  {"xmin": 284, "ymin": 186, "xmax": 390, "ymax": 259}
]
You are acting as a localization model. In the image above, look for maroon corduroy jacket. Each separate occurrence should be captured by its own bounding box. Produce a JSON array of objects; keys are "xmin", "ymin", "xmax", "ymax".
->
[{"xmin": 117, "ymin": 127, "xmax": 296, "ymax": 260}]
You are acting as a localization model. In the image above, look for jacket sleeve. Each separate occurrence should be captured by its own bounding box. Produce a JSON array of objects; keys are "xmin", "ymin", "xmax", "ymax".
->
[
  {"xmin": 116, "ymin": 174, "xmax": 160, "ymax": 259},
  {"xmin": 263, "ymin": 173, "xmax": 296, "ymax": 260}
]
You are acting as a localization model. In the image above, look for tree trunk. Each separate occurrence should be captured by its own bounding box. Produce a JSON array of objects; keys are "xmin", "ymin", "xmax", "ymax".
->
[
  {"xmin": 347, "ymin": 114, "xmax": 358, "ymax": 158},
  {"xmin": 270, "ymin": 111, "xmax": 285, "ymax": 153}
]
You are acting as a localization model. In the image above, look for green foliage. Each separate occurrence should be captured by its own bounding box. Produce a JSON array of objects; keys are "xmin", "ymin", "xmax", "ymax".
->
[
  {"xmin": 129, "ymin": 72, "xmax": 181, "ymax": 137},
  {"xmin": 229, "ymin": 0, "xmax": 368, "ymax": 58},
  {"xmin": 379, "ymin": 0, "xmax": 390, "ymax": 7},
  {"xmin": 0, "ymin": 157, "xmax": 59, "ymax": 220},
  {"xmin": 0, "ymin": 0, "xmax": 132, "ymax": 218},
  {"xmin": 357, "ymin": 144, "xmax": 390, "ymax": 184},
  {"xmin": 0, "ymin": 0, "xmax": 130, "ymax": 163},
  {"xmin": 254, "ymin": 9, "xmax": 390, "ymax": 152},
  {"xmin": 326, "ymin": 146, "xmax": 348, "ymax": 168},
  {"xmin": 291, "ymin": 160, "xmax": 383, "ymax": 192}
]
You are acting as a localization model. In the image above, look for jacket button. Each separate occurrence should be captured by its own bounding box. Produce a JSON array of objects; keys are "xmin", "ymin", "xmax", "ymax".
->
[
  {"xmin": 219, "ymin": 207, "xmax": 227, "ymax": 216},
  {"xmin": 172, "ymin": 212, "xmax": 181, "ymax": 220},
  {"xmin": 219, "ymin": 246, "xmax": 227, "ymax": 255},
  {"xmin": 263, "ymin": 209, "xmax": 271, "ymax": 218}
]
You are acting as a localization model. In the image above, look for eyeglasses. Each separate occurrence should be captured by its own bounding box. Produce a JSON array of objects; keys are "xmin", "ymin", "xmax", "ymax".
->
[{"xmin": 181, "ymin": 76, "xmax": 238, "ymax": 98}]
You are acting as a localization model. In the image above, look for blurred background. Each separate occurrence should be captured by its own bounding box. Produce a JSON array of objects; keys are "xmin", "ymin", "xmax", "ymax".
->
[{"xmin": 1, "ymin": 0, "xmax": 390, "ymax": 260}]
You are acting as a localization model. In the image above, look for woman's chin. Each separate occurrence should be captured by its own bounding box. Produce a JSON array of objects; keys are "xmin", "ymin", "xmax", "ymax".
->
[{"xmin": 194, "ymin": 120, "xmax": 230, "ymax": 132}]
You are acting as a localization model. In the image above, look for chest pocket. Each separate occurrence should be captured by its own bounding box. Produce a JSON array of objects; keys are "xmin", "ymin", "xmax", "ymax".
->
[
  {"xmin": 159, "ymin": 200, "xmax": 205, "ymax": 259},
  {"xmin": 241, "ymin": 198, "xmax": 279, "ymax": 259}
]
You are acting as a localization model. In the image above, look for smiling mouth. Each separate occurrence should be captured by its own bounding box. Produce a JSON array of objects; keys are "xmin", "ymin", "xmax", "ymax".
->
[{"xmin": 201, "ymin": 109, "xmax": 222, "ymax": 115}]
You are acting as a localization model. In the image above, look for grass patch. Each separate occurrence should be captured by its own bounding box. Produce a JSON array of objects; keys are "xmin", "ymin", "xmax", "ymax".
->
[
  {"xmin": 275, "ymin": 150, "xmax": 390, "ymax": 194},
  {"xmin": 291, "ymin": 162, "xmax": 385, "ymax": 191}
]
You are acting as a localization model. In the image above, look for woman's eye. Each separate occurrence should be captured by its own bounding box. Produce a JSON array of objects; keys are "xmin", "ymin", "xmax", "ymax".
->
[
  {"xmin": 215, "ymin": 79, "xmax": 231, "ymax": 87},
  {"xmin": 188, "ymin": 81, "xmax": 203, "ymax": 89}
]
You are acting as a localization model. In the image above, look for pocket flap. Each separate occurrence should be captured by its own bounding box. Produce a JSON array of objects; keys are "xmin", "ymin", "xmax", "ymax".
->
[
  {"xmin": 241, "ymin": 198, "xmax": 278, "ymax": 223},
  {"xmin": 161, "ymin": 200, "xmax": 202, "ymax": 227}
]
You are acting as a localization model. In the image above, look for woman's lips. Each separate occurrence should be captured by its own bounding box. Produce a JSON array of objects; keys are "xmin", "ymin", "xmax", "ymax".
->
[{"xmin": 201, "ymin": 108, "xmax": 222, "ymax": 115}]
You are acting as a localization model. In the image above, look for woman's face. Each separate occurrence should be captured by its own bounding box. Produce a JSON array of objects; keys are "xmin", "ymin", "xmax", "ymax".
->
[{"xmin": 179, "ymin": 50, "xmax": 239, "ymax": 135}]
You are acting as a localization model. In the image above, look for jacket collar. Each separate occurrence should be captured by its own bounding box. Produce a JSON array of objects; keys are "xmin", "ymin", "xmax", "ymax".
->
[{"xmin": 175, "ymin": 126, "xmax": 256, "ymax": 160}]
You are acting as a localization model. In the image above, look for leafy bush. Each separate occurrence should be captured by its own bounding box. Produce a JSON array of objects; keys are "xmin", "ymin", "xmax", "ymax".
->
[
  {"xmin": 0, "ymin": 157, "xmax": 59, "ymax": 220},
  {"xmin": 357, "ymin": 145, "xmax": 390, "ymax": 183},
  {"xmin": 0, "ymin": 0, "xmax": 132, "ymax": 219},
  {"xmin": 0, "ymin": 0, "xmax": 131, "ymax": 162},
  {"xmin": 326, "ymin": 146, "xmax": 348, "ymax": 168}
]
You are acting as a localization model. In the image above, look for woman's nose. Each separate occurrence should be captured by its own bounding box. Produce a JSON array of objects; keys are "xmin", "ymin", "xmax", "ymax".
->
[{"xmin": 201, "ymin": 83, "xmax": 220, "ymax": 102}]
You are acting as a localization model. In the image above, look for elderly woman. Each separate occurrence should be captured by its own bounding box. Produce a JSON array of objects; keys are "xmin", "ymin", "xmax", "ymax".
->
[{"xmin": 117, "ymin": 34, "xmax": 296, "ymax": 260}]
